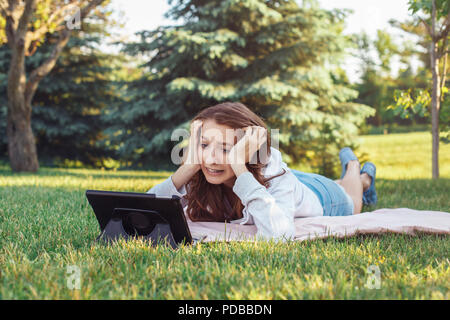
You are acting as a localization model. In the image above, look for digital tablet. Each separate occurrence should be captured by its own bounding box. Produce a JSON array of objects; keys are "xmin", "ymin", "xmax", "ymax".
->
[{"xmin": 85, "ymin": 190, "xmax": 193, "ymax": 246}]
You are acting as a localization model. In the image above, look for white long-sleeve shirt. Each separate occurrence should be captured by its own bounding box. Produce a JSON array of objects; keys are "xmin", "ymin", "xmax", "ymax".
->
[{"xmin": 147, "ymin": 147, "xmax": 323, "ymax": 241}]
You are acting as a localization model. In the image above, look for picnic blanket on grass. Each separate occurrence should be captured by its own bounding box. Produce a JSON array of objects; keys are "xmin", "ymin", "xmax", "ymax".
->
[{"xmin": 187, "ymin": 208, "xmax": 450, "ymax": 242}]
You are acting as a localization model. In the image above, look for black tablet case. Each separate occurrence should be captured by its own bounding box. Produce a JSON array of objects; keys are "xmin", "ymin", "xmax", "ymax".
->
[{"xmin": 86, "ymin": 190, "xmax": 193, "ymax": 248}]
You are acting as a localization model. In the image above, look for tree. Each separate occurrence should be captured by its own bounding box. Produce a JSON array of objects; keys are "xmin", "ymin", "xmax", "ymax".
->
[
  {"xmin": 402, "ymin": 0, "xmax": 449, "ymax": 179},
  {"xmin": 388, "ymin": 18, "xmax": 449, "ymax": 140},
  {"xmin": 353, "ymin": 31, "xmax": 398, "ymax": 127},
  {"xmin": 106, "ymin": 0, "xmax": 374, "ymax": 175},
  {"xmin": 0, "ymin": 9, "xmax": 124, "ymax": 167},
  {"xmin": 353, "ymin": 29, "xmax": 429, "ymax": 128},
  {"xmin": 0, "ymin": 0, "xmax": 106, "ymax": 172}
]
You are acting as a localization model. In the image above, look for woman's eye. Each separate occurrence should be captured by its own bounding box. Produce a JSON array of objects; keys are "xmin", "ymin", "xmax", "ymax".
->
[
  {"xmin": 201, "ymin": 143, "xmax": 208, "ymax": 148},
  {"xmin": 223, "ymin": 149, "xmax": 230, "ymax": 153}
]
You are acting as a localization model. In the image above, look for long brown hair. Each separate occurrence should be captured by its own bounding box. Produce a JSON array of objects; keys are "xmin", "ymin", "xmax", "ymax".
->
[{"xmin": 183, "ymin": 102, "xmax": 286, "ymax": 222}]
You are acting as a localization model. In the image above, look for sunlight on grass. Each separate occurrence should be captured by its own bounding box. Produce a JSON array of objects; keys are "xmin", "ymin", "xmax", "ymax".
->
[
  {"xmin": 0, "ymin": 132, "xmax": 449, "ymax": 299},
  {"xmin": 0, "ymin": 167, "xmax": 172, "ymax": 192},
  {"xmin": 358, "ymin": 132, "xmax": 450, "ymax": 179}
]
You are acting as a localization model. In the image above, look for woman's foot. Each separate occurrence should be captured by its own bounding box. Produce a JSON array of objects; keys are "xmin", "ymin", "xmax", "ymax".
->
[{"xmin": 361, "ymin": 162, "xmax": 377, "ymax": 205}]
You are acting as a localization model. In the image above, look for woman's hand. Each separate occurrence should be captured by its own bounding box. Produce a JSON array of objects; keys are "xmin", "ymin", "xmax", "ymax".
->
[
  {"xmin": 182, "ymin": 119, "xmax": 203, "ymax": 172},
  {"xmin": 227, "ymin": 126, "xmax": 267, "ymax": 173},
  {"xmin": 171, "ymin": 120, "xmax": 203, "ymax": 191}
]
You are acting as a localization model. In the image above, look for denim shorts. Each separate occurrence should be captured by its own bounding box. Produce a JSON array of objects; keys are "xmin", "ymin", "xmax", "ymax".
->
[{"xmin": 291, "ymin": 169, "xmax": 354, "ymax": 216}]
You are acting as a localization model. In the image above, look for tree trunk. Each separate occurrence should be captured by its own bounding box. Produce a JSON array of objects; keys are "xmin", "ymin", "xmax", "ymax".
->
[
  {"xmin": 6, "ymin": 100, "xmax": 39, "ymax": 172},
  {"xmin": 430, "ymin": 40, "xmax": 440, "ymax": 179},
  {"xmin": 6, "ymin": 39, "xmax": 39, "ymax": 172}
]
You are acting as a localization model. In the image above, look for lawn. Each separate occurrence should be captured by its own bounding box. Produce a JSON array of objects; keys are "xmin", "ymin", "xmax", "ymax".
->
[{"xmin": 0, "ymin": 131, "xmax": 449, "ymax": 299}]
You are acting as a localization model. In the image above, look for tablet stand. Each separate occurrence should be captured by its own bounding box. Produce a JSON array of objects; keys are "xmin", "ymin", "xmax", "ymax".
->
[{"xmin": 96, "ymin": 207, "xmax": 178, "ymax": 249}]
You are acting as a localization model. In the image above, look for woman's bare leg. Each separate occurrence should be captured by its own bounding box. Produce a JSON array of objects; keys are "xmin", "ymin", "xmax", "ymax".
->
[
  {"xmin": 334, "ymin": 174, "xmax": 371, "ymax": 191},
  {"xmin": 334, "ymin": 160, "xmax": 372, "ymax": 214}
]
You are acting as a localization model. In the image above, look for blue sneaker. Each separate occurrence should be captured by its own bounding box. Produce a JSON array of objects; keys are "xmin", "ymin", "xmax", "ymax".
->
[
  {"xmin": 361, "ymin": 162, "xmax": 377, "ymax": 206},
  {"xmin": 339, "ymin": 147, "xmax": 359, "ymax": 180}
]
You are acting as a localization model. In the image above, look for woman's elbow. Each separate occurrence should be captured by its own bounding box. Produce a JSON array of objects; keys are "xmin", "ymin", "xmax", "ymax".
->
[
  {"xmin": 273, "ymin": 225, "xmax": 295, "ymax": 242},
  {"xmin": 257, "ymin": 223, "xmax": 295, "ymax": 242}
]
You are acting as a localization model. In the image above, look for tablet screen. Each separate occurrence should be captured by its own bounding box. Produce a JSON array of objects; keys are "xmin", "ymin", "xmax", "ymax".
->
[{"xmin": 86, "ymin": 190, "xmax": 192, "ymax": 245}]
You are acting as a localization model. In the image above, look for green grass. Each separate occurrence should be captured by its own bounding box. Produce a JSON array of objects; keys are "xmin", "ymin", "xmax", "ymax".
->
[{"xmin": 0, "ymin": 131, "xmax": 449, "ymax": 299}]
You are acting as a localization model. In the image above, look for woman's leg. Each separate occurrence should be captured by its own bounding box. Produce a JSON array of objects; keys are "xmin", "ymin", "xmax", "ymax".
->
[
  {"xmin": 334, "ymin": 160, "xmax": 372, "ymax": 214},
  {"xmin": 334, "ymin": 174, "xmax": 371, "ymax": 190}
]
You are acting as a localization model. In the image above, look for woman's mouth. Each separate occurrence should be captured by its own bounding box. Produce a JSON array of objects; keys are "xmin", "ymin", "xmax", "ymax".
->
[{"xmin": 205, "ymin": 167, "xmax": 224, "ymax": 175}]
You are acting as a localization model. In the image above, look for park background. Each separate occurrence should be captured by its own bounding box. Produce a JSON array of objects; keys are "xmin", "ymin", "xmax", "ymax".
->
[
  {"xmin": 0, "ymin": 0, "xmax": 448, "ymax": 177},
  {"xmin": 0, "ymin": 0, "xmax": 449, "ymax": 299}
]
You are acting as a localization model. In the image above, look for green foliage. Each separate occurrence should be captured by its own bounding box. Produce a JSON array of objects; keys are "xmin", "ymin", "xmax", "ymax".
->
[
  {"xmin": 0, "ymin": 14, "xmax": 5, "ymax": 44},
  {"xmin": 388, "ymin": 88, "xmax": 432, "ymax": 118},
  {"xmin": 387, "ymin": 0, "xmax": 450, "ymax": 144},
  {"xmin": 361, "ymin": 123, "xmax": 430, "ymax": 135},
  {"xmin": 385, "ymin": 86, "xmax": 449, "ymax": 143},
  {"xmin": 439, "ymin": 96, "xmax": 450, "ymax": 142},
  {"xmin": 0, "ymin": 1, "xmax": 112, "ymax": 46},
  {"xmin": 353, "ymin": 11, "xmax": 450, "ymax": 131},
  {"xmin": 106, "ymin": 0, "xmax": 374, "ymax": 175},
  {"xmin": 374, "ymin": 30, "xmax": 400, "ymax": 72},
  {"xmin": 408, "ymin": 0, "xmax": 449, "ymax": 17},
  {"xmin": 353, "ymin": 30, "xmax": 425, "ymax": 127},
  {"xmin": 0, "ymin": 17, "xmax": 124, "ymax": 167}
]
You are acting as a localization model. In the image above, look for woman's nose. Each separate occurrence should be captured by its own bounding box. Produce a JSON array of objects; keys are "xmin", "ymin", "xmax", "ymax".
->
[{"xmin": 204, "ymin": 146, "xmax": 225, "ymax": 164}]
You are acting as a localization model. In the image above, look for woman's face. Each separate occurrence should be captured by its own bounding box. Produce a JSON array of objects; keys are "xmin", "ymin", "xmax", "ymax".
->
[{"xmin": 198, "ymin": 119, "xmax": 238, "ymax": 187}]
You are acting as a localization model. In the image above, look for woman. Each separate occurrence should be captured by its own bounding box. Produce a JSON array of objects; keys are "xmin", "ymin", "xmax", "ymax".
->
[{"xmin": 148, "ymin": 102, "xmax": 377, "ymax": 241}]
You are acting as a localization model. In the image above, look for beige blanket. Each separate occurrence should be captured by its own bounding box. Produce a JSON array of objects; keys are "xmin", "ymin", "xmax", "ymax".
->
[{"xmin": 187, "ymin": 208, "xmax": 450, "ymax": 242}]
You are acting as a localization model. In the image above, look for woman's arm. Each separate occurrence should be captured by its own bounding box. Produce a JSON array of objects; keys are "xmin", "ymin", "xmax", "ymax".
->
[
  {"xmin": 232, "ymin": 171, "xmax": 296, "ymax": 241},
  {"xmin": 148, "ymin": 120, "xmax": 202, "ymax": 196},
  {"xmin": 147, "ymin": 163, "xmax": 199, "ymax": 197},
  {"xmin": 171, "ymin": 164, "xmax": 199, "ymax": 191},
  {"xmin": 227, "ymin": 126, "xmax": 295, "ymax": 240}
]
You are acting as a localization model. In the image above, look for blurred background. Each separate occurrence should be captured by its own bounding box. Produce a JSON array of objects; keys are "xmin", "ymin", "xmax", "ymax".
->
[{"xmin": 0, "ymin": 0, "xmax": 448, "ymax": 178}]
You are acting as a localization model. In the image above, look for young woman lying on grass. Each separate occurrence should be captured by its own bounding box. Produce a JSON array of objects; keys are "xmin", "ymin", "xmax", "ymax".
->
[{"xmin": 148, "ymin": 102, "xmax": 377, "ymax": 241}]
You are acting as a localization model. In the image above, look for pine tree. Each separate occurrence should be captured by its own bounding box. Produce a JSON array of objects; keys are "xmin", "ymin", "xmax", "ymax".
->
[{"xmin": 106, "ymin": 0, "xmax": 374, "ymax": 175}]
